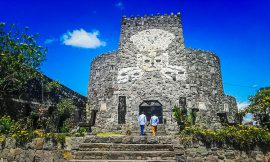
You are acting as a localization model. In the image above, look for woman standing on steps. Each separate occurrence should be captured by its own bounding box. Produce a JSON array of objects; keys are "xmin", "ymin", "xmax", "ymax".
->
[{"xmin": 150, "ymin": 114, "xmax": 159, "ymax": 136}]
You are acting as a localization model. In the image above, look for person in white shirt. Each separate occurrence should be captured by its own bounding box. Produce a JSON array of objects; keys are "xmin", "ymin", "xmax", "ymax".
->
[
  {"xmin": 138, "ymin": 112, "xmax": 147, "ymax": 136},
  {"xmin": 150, "ymin": 114, "xmax": 159, "ymax": 136}
]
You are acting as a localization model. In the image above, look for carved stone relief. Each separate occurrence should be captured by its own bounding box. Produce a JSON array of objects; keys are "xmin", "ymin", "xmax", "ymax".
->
[{"xmin": 117, "ymin": 29, "xmax": 186, "ymax": 83}]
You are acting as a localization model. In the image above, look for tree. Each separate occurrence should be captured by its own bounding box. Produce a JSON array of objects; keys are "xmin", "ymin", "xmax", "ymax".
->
[
  {"xmin": 243, "ymin": 87, "xmax": 270, "ymax": 129},
  {"xmin": 0, "ymin": 23, "xmax": 46, "ymax": 98}
]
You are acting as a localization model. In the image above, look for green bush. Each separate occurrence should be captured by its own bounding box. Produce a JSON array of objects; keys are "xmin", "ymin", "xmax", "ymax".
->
[
  {"xmin": 56, "ymin": 99, "xmax": 75, "ymax": 115},
  {"xmin": 60, "ymin": 126, "xmax": 69, "ymax": 133},
  {"xmin": 182, "ymin": 125, "xmax": 270, "ymax": 149},
  {"xmin": 0, "ymin": 115, "xmax": 15, "ymax": 134},
  {"xmin": 77, "ymin": 127, "xmax": 87, "ymax": 136},
  {"xmin": 54, "ymin": 133, "xmax": 67, "ymax": 146},
  {"xmin": 0, "ymin": 115, "xmax": 69, "ymax": 146}
]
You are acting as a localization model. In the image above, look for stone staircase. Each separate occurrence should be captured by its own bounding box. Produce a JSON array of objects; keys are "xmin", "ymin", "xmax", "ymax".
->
[{"xmin": 70, "ymin": 135, "xmax": 176, "ymax": 162}]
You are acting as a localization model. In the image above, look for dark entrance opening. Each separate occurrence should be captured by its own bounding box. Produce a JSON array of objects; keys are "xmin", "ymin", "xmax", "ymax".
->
[
  {"xmin": 139, "ymin": 100, "xmax": 163, "ymax": 124},
  {"xmin": 90, "ymin": 109, "xmax": 98, "ymax": 126}
]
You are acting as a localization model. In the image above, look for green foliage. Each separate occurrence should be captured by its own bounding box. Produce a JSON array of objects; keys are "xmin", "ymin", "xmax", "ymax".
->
[
  {"xmin": 0, "ymin": 115, "xmax": 71, "ymax": 146},
  {"xmin": 77, "ymin": 127, "xmax": 87, "ymax": 136},
  {"xmin": 182, "ymin": 125, "xmax": 270, "ymax": 149},
  {"xmin": 44, "ymin": 80, "xmax": 62, "ymax": 92},
  {"xmin": 0, "ymin": 23, "xmax": 46, "ymax": 97},
  {"xmin": 241, "ymin": 87, "xmax": 270, "ymax": 129},
  {"xmin": 172, "ymin": 105, "xmax": 187, "ymax": 123},
  {"xmin": 11, "ymin": 129, "xmax": 33, "ymax": 144},
  {"xmin": 56, "ymin": 99, "xmax": 75, "ymax": 115},
  {"xmin": 0, "ymin": 116, "xmax": 33, "ymax": 144},
  {"xmin": 53, "ymin": 133, "xmax": 67, "ymax": 146},
  {"xmin": 172, "ymin": 105, "xmax": 197, "ymax": 129},
  {"xmin": 59, "ymin": 121, "xmax": 70, "ymax": 133},
  {"xmin": 0, "ymin": 115, "xmax": 15, "ymax": 134}
]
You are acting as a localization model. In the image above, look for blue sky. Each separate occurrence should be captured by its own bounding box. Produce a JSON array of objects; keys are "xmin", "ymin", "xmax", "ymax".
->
[{"xmin": 1, "ymin": 0, "xmax": 270, "ymax": 113}]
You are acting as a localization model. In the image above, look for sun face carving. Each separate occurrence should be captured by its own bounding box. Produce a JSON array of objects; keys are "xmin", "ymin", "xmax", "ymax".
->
[{"xmin": 117, "ymin": 29, "xmax": 186, "ymax": 83}]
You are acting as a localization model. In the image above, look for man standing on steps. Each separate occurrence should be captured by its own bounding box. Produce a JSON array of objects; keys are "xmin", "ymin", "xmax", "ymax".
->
[
  {"xmin": 138, "ymin": 111, "xmax": 147, "ymax": 136},
  {"xmin": 150, "ymin": 114, "xmax": 159, "ymax": 136}
]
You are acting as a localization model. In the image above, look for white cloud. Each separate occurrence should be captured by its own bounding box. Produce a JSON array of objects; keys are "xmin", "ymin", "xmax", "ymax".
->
[
  {"xmin": 252, "ymin": 84, "xmax": 258, "ymax": 88},
  {"xmin": 115, "ymin": 2, "xmax": 124, "ymax": 10},
  {"xmin": 44, "ymin": 38, "xmax": 57, "ymax": 44},
  {"xmin": 237, "ymin": 101, "xmax": 249, "ymax": 111},
  {"xmin": 62, "ymin": 29, "xmax": 106, "ymax": 49}
]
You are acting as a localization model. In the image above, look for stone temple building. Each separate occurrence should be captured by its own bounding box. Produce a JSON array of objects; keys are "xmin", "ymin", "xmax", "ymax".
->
[{"xmin": 87, "ymin": 12, "xmax": 238, "ymax": 133}]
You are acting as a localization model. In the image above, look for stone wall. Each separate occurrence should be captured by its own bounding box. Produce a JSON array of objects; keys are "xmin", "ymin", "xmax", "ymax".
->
[
  {"xmin": 173, "ymin": 139, "xmax": 270, "ymax": 162},
  {"xmin": 87, "ymin": 12, "xmax": 238, "ymax": 133},
  {"xmin": 87, "ymin": 52, "xmax": 120, "ymax": 131},
  {"xmin": 0, "ymin": 74, "xmax": 87, "ymax": 123},
  {"xmin": 0, "ymin": 137, "xmax": 84, "ymax": 162},
  {"xmin": 1, "ymin": 136, "xmax": 270, "ymax": 162}
]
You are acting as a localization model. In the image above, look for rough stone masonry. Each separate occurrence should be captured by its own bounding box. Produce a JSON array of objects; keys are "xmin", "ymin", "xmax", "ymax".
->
[{"xmin": 87, "ymin": 12, "xmax": 238, "ymax": 133}]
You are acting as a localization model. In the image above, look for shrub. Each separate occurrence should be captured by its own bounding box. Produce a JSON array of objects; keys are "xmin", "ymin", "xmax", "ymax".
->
[
  {"xmin": 33, "ymin": 129, "xmax": 45, "ymax": 138},
  {"xmin": 56, "ymin": 99, "xmax": 75, "ymax": 115},
  {"xmin": 60, "ymin": 126, "xmax": 69, "ymax": 133},
  {"xmin": 0, "ymin": 115, "xmax": 15, "ymax": 134},
  {"xmin": 54, "ymin": 133, "xmax": 67, "ymax": 147},
  {"xmin": 77, "ymin": 127, "xmax": 87, "ymax": 136},
  {"xmin": 182, "ymin": 125, "xmax": 270, "ymax": 149},
  {"xmin": 11, "ymin": 129, "xmax": 32, "ymax": 144}
]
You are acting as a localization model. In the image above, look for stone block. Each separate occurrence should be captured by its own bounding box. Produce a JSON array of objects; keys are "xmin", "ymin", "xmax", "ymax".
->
[
  {"xmin": 147, "ymin": 136, "xmax": 158, "ymax": 144},
  {"xmin": 197, "ymin": 146, "xmax": 208, "ymax": 156},
  {"xmin": 25, "ymin": 150, "xmax": 35, "ymax": 162},
  {"xmin": 9, "ymin": 148, "xmax": 22, "ymax": 160},
  {"xmin": 204, "ymin": 155, "xmax": 219, "ymax": 162},
  {"xmin": 34, "ymin": 150, "xmax": 54, "ymax": 162},
  {"xmin": 176, "ymin": 155, "xmax": 187, "ymax": 162},
  {"xmin": 132, "ymin": 136, "xmax": 140, "ymax": 144},
  {"xmin": 122, "ymin": 136, "xmax": 132, "ymax": 144},
  {"xmin": 65, "ymin": 137, "xmax": 84, "ymax": 150},
  {"xmin": 110, "ymin": 136, "xmax": 122, "ymax": 143},
  {"xmin": 187, "ymin": 157, "xmax": 195, "ymax": 162},
  {"xmin": 43, "ymin": 139, "xmax": 54, "ymax": 150},
  {"xmin": 5, "ymin": 138, "xmax": 16, "ymax": 149},
  {"xmin": 31, "ymin": 138, "xmax": 44, "ymax": 150},
  {"xmin": 225, "ymin": 150, "xmax": 235, "ymax": 159},
  {"xmin": 174, "ymin": 145, "xmax": 185, "ymax": 155}
]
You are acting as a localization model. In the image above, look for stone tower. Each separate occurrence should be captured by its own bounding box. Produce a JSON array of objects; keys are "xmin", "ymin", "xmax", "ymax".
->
[{"xmin": 87, "ymin": 12, "xmax": 237, "ymax": 133}]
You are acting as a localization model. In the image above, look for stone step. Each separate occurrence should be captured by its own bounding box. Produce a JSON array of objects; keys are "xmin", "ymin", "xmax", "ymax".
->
[
  {"xmin": 74, "ymin": 151, "xmax": 176, "ymax": 160},
  {"xmin": 79, "ymin": 143, "xmax": 174, "ymax": 151},
  {"xmin": 84, "ymin": 136, "xmax": 173, "ymax": 144},
  {"xmin": 70, "ymin": 160, "xmax": 176, "ymax": 162}
]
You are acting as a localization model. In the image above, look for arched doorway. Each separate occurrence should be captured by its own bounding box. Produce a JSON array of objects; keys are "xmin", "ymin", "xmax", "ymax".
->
[{"xmin": 139, "ymin": 100, "xmax": 163, "ymax": 124}]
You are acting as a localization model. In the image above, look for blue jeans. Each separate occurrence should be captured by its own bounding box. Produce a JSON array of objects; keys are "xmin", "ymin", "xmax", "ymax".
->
[{"xmin": 140, "ymin": 125, "xmax": 145, "ymax": 135}]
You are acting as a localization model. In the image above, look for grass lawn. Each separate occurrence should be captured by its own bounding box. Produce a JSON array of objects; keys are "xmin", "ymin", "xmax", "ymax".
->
[{"xmin": 96, "ymin": 132, "xmax": 125, "ymax": 137}]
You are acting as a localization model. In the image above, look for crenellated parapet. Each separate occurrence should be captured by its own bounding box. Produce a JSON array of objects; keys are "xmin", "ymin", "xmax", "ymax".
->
[
  {"xmin": 119, "ymin": 12, "xmax": 185, "ymax": 51},
  {"xmin": 121, "ymin": 12, "xmax": 182, "ymax": 27}
]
